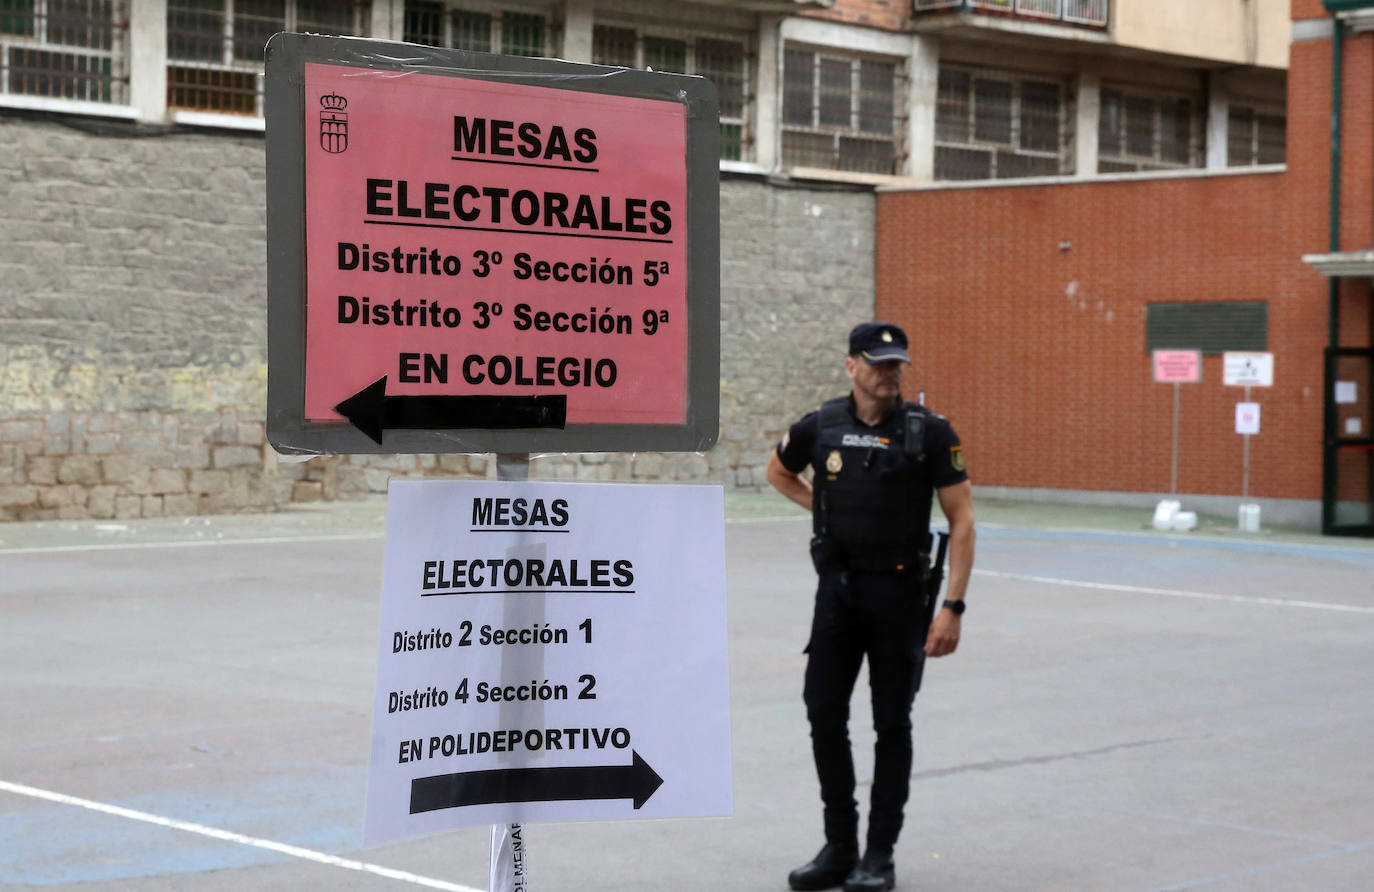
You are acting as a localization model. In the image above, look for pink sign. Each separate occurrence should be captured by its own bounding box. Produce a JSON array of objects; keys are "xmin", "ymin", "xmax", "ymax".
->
[
  {"xmin": 302, "ymin": 63, "xmax": 688, "ymax": 425},
  {"xmin": 1152, "ymin": 350, "xmax": 1202, "ymax": 383}
]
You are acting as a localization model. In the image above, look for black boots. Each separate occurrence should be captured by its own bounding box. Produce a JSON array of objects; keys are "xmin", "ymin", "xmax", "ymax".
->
[
  {"xmin": 788, "ymin": 844, "xmax": 895, "ymax": 892},
  {"xmin": 787, "ymin": 842, "xmax": 859, "ymax": 891},
  {"xmin": 842, "ymin": 849, "xmax": 895, "ymax": 892}
]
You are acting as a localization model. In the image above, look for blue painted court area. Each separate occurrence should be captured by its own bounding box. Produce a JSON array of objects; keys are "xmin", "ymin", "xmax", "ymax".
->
[{"xmin": 0, "ymin": 766, "xmax": 365, "ymax": 885}]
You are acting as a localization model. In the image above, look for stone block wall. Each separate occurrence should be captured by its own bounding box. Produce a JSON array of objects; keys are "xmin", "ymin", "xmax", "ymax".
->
[{"xmin": 0, "ymin": 113, "xmax": 872, "ymax": 520}]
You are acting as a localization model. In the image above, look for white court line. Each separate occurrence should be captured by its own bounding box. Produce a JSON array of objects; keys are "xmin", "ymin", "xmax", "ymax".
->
[
  {"xmin": 975, "ymin": 568, "xmax": 1374, "ymax": 614},
  {"xmin": 0, "ymin": 780, "xmax": 483, "ymax": 892}
]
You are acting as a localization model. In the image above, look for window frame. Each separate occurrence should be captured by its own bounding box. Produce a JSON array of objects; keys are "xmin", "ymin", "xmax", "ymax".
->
[
  {"xmin": 1226, "ymin": 102, "xmax": 1286, "ymax": 168},
  {"xmin": 592, "ymin": 20, "xmax": 753, "ymax": 163},
  {"xmin": 402, "ymin": 0, "xmax": 556, "ymax": 57},
  {"xmin": 0, "ymin": 0, "xmax": 128, "ymax": 105},
  {"xmin": 166, "ymin": 0, "xmax": 371, "ymax": 117},
  {"xmin": 933, "ymin": 62, "xmax": 1070, "ymax": 181},
  {"xmin": 1097, "ymin": 82, "xmax": 1205, "ymax": 173},
  {"xmin": 781, "ymin": 43, "xmax": 906, "ymax": 176}
]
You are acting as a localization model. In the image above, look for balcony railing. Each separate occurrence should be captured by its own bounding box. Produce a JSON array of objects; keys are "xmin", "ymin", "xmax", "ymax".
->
[{"xmin": 913, "ymin": 0, "xmax": 1109, "ymax": 28}]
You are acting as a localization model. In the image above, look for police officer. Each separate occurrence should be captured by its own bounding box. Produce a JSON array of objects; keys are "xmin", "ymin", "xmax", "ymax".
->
[{"xmin": 766, "ymin": 321, "xmax": 975, "ymax": 892}]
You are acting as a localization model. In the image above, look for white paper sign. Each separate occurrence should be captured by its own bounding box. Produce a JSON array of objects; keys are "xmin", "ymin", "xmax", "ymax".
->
[
  {"xmin": 1335, "ymin": 381, "xmax": 1358, "ymax": 404},
  {"xmin": 364, "ymin": 480, "xmax": 732, "ymax": 844},
  {"xmin": 1222, "ymin": 352, "xmax": 1274, "ymax": 387},
  {"xmin": 1235, "ymin": 402, "xmax": 1261, "ymax": 435},
  {"xmin": 1347, "ymin": 417, "xmax": 1364, "ymax": 435}
]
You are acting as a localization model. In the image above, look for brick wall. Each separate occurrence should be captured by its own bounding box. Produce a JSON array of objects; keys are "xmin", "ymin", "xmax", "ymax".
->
[
  {"xmin": 1288, "ymin": 24, "xmax": 1374, "ymax": 257},
  {"xmin": 0, "ymin": 113, "xmax": 871, "ymax": 520},
  {"xmin": 877, "ymin": 172, "xmax": 1319, "ymax": 501},
  {"xmin": 802, "ymin": 0, "xmax": 908, "ymax": 31},
  {"xmin": 1292, "ymin": 0, "xmax": 1328, "ymax": 22},
  {"xmin": 876, "ymin": 24, "xmax": 1374, "ymax": 506}
]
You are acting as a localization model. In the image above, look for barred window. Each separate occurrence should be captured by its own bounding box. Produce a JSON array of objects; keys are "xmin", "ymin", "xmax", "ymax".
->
[
  {"xmin": 782, "ymin": 47, "xmax": 903, "ymax": 176},
  {"xmin": 593, "ymin": 24, "xmax": 750, "ymax": 163},
  {"xmin": 1098, "ymin": 85, "xmax": 1203, "ymax": 173},
  {"xmin": 0, "ymin": 0, "xmax": 127, "ymax": 104},
  {"xmin": 403, "ymin": 2, "xmax": 551, "ymax": 57},
  {"xmin": 934, "ymin": 65, "xmax": 1067, "ymax": 181},
  {"xmin": 167, "ymin": 0, "xmax": 370, "ymax": 116},
  {"xmin": 1227, "ymin": 105, "xmax": 1285, "ymax": 167}
]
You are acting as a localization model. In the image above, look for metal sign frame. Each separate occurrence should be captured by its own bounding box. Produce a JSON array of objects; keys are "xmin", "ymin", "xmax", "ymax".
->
[{"xmin": 264, "ymin": 33, "xmax": 720, "ymax": 455}]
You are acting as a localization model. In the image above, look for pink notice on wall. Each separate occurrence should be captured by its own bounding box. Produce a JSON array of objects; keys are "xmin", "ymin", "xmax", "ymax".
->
[
  {"xmin": 302, "ymin": 63, "xmax": 689, "ymax": 425},
  {"xmin": 1152, "ymin": 350, "xmax": 1202, "ymax": 384}
]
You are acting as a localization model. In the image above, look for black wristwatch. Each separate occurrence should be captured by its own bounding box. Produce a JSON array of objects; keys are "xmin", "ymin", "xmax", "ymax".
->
[{"xmin": 941, "ymin": 599, "xmax": 966, "ymax": 616}]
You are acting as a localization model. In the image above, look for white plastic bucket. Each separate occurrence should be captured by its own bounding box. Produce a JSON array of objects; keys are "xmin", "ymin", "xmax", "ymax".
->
[{"xmin": 1152, "ymin": 500, "xmax": 1181, "ymax": 531}]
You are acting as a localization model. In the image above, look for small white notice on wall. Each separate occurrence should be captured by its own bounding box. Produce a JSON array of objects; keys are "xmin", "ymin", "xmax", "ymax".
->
[
  {"xmin": 1235, "ymin": 402, "xmax": 1261, "ymax": 435},
  {"xmin": 1335, "ymin": 381, "xmax": 1358, "ymax": 404},
  {"xmin": 1222, "ymin": 352, "xmax": 1274, "ymax": 387},
  {"xmin": 1347, "ymin": 417, "xmax": 1364, "ymax": 435}
]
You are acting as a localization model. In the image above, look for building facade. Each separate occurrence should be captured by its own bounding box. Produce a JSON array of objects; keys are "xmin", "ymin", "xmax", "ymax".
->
[
  {"xmin": 876, "ymin": 0, "xmax": 1371, "ymax": 533},
  {"xmin": 8, "ymin": 0, "xmax": 1359, "ymax": 531}
]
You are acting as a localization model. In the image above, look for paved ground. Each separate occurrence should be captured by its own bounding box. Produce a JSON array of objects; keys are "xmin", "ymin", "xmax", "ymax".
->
[{"xmin": 2, "ymin": 490, "xmax": 1373, "ymax": 890}]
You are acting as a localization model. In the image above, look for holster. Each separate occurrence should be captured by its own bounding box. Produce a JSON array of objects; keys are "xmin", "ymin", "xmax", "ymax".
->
[
  {"xmin": 924, "ymin": 531, "xmax": 951, "ymax": 618},
  {"xmin": 809, "ymin": 534, "xmax": 844, "ymax": 573}
]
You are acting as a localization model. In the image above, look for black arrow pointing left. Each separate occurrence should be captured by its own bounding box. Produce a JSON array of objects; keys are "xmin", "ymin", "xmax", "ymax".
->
[
  {"xmin": 409, "ymin": 750, "xmax": 665, "ymax": 814},
  {"xmin": 334, "ymin": 376, "xmax": 566, "ymax": 445}
]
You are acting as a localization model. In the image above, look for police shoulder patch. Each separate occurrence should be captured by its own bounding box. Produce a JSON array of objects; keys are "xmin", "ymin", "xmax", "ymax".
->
[{"xmin": 950, "ymin": 445, "xmax": 965, "ymax": 472}]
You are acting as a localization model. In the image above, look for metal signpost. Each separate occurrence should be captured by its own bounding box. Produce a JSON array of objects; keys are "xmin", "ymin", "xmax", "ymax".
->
[
  {"xmin": 262, "ymin": 34, "xmax": 726, "ymax": 890},
  {"xmin": 1152, "ymin": 350, "xmax": 1202, "ymax": 494},
  {"xmin": 1224, "ymin": 352, "xmax": 1275, "ymax": 509}
]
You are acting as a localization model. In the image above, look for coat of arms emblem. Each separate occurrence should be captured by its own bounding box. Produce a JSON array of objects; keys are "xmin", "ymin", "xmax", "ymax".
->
[{"xmin": 320, "ymin": 93, "xmax": 349, "ymax": 153}]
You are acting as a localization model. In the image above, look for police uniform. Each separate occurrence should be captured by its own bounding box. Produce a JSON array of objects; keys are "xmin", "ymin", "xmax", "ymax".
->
[{"xmin": 775, "ymin": 323, "xmax": 968, "ymax": 892}]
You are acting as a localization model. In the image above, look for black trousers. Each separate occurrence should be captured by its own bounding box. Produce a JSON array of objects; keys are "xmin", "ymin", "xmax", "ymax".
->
[{"xmin": 804, "ymin": 567, "xmax": 927, "ymax": 852}]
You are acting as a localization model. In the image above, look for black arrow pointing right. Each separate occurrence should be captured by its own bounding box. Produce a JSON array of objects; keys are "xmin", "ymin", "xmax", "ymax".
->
[{"xmin": 409, "ymin": 750, "xmax": 665, "ymax": 814}]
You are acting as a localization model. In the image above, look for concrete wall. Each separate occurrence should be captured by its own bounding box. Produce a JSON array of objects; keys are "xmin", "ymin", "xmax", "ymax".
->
[
  {"xmin": 1114, "ymin": 0, "xmax": 1290, "ymax": 70},
  {"xmin": 0, "ymin": 113, "xmax": 872, "ymax": 520},
  {"xmin": 816, "ymin": 0, "xmax": 1292, "ymax": 70}
]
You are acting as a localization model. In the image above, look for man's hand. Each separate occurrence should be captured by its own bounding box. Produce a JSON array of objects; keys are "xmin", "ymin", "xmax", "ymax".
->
[
  {"xmin": 924, "ymin": 608, "xmax": 960, "ymax": 657},
  {"xmin": 927, "ymin": 479, "xmax": 973, "ymax": 659}
]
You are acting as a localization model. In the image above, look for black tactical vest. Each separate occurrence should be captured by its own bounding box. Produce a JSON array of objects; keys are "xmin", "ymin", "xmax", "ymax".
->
[{"xmin": 811, "ymin": 397, "xmax": 932, "ymax": 572}]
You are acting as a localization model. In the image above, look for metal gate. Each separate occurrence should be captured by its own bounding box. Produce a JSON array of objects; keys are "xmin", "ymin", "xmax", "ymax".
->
[{"xmin": 1324, "ymin": 347, "xmax": 1374, "ymax": 535}]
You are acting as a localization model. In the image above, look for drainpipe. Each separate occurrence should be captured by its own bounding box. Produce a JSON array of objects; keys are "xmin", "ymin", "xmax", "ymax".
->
[
  {"xmin": 1321, "ymin": 8, "xmax": 1347, "ymax": 532},
  {"xmin": 1329, "ymin": 17, "xmax": 1344, "ymax": 348}
]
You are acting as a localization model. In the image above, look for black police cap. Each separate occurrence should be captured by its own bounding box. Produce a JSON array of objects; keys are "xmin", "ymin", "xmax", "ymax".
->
[{"xmin": 848, "ymin": 321, "xmax": 910, "ymax": 364}]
